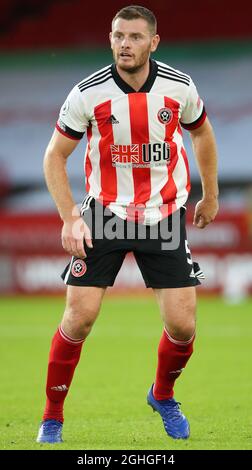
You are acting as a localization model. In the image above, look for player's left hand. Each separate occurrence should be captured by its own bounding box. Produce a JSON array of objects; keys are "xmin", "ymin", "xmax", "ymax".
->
[{"xmin": 193, "ymin": 197, "xmax": 219, "ymax": 229}]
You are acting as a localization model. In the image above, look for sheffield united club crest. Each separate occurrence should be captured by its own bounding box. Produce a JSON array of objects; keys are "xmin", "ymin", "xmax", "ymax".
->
[
  {"xmin": 157, "ymin": 107, "xmax": 173, "ymax": 124},
  {"xmin": 71, "ymin": 259, "xmax": 87, "ymax": 277}
]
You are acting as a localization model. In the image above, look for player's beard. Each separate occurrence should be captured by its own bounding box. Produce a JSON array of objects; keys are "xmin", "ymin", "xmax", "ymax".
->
[{"xmin": 113, "ymin": 46, "xmax": 151, "ymax": 74}]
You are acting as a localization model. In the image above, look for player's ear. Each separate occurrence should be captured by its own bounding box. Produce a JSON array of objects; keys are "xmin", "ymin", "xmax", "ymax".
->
[
  {"xmin": 109, "ymin": 32, "xmax": 113, "ymax": 48},
  {"xmin": 151, "ymin": 34, "xmax": 160, "ymax": 53}
]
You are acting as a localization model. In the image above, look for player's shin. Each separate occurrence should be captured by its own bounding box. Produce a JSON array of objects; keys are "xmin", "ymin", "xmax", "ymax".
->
[
  {"xmin": 42, "ymin": 326, "xmax": 85, "ymax": 422},
  {"xmin": 153, "ymin": 328, "xmax": 195, "ymax": 400}
]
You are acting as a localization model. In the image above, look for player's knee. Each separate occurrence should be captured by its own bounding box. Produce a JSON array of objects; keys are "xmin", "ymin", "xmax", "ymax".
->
[
  {"xmin": 80, "ymin": 317, "xmax": 95, "ymax": 337},
  {"xmin": 168, "ymin": 319, "xmax": 196, "ymax": 342},
  {"xmin": 63, "ymin": 302, "xmax": 99, "ymax": 337}
]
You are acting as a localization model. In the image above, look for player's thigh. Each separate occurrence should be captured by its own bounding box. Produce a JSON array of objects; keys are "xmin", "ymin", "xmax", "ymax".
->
[
  {"xmin": 154, "ymin": 286, "xmax": 197, "ymax": 337},
  {"xmin": 64, "ymin": 285, "xmax": 106, "ymax": 324}
]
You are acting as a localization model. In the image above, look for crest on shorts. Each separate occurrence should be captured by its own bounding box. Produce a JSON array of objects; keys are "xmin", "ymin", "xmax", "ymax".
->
[
  {"xmin": 71, "ymin": 259, "xmax": 87, "ymax": 277},
  {"xmin": 157, "ymin": 107, "xmax": 173, "ymax": 124}
]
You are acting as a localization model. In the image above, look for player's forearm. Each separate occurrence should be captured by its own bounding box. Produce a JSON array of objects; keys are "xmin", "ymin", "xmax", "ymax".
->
[
  {"xmin": 43, "ymin": 150, "xmax": 77, "ymax": 222},
  {"xmin": 190, "ymin": 121, "xmax": 219, "ymax": 200}
]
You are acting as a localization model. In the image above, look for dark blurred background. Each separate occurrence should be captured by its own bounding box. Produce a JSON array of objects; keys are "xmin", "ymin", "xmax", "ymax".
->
[{"xmin": 0, "ymin": 0, "xmax": 252, "ymax": 299}]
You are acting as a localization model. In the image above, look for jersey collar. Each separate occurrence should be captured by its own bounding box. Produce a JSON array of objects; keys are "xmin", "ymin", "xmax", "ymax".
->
[{"xmin": 111, "ymin": 59, "xmax": 158, "ymax": 94}]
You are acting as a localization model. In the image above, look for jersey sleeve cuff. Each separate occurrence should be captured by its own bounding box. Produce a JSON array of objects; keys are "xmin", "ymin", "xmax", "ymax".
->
[
  {"xmin": 56, "ymin": 120, "xmax": 84, "ymax": 140},
  {"xmin": 180, "ymin": 107, "xmax": 207, "ymax": 130}
]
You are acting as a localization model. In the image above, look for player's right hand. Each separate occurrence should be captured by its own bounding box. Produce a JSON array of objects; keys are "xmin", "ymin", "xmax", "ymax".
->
[{"xmin": 61, "ymin": 217, "xmax": 93, "ymax": 258}]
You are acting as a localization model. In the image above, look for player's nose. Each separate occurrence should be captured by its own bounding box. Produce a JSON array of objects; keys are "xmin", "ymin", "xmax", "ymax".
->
[{"xmin": 121, "ymin": 36, "xmax": 131, "ymax": 48}]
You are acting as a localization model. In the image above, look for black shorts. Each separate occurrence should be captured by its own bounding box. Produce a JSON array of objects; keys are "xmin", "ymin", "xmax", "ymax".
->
[{"xmin": 61, "ymin": 197, "xmax": 201, "ymax": 289}]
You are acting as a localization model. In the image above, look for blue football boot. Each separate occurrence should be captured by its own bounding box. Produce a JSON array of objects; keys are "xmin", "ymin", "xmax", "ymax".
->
[
  {"xmin": 36, "ymin": 419, "xmax": 63, "ymax": 443},
  {"xmin": 147, "ymin": 384, "xmax": 190, "ymax": 439}
]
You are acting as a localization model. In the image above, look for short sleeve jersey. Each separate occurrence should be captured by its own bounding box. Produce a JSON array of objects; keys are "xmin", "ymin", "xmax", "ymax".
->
[{"xmin": 56, "ymin": 59, "xmax": 206, "ymax": 225}]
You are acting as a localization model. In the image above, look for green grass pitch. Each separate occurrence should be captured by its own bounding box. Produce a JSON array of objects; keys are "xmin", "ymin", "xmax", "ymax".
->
[{"xmin": 0, "ymin": 294, "xmax": 252, "ymax": 450}]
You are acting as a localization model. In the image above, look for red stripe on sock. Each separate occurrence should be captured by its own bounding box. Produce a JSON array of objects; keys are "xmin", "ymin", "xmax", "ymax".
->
[
  {"xmin": 59, "ymin": 325, "xmax": 85, "ymax": 344},
  {"xmin": 164, "ymin": 327, "xmax": 195, "ymax": 345}
]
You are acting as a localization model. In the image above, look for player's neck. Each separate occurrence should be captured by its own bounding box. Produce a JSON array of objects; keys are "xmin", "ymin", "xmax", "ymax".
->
[{"xmin": 116, "ymin": 61, "xmax": 150, "ymax": 92}]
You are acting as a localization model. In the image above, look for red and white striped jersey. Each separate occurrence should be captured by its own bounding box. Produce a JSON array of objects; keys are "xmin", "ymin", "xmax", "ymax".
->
[{"xmin": 56, "ymin": 59, "xmax": 206, "ymax": 225}]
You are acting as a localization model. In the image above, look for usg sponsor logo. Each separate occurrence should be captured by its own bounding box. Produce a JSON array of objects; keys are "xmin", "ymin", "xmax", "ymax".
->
[{"xmin": 111, "ymin": 142, "xmax": 170, "ymax": 168}]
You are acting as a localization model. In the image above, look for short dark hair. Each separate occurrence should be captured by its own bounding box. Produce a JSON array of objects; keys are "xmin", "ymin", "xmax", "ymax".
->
[{"xmin": 112, "ymin": 5, "xmax": 157, "ymax": 36}]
